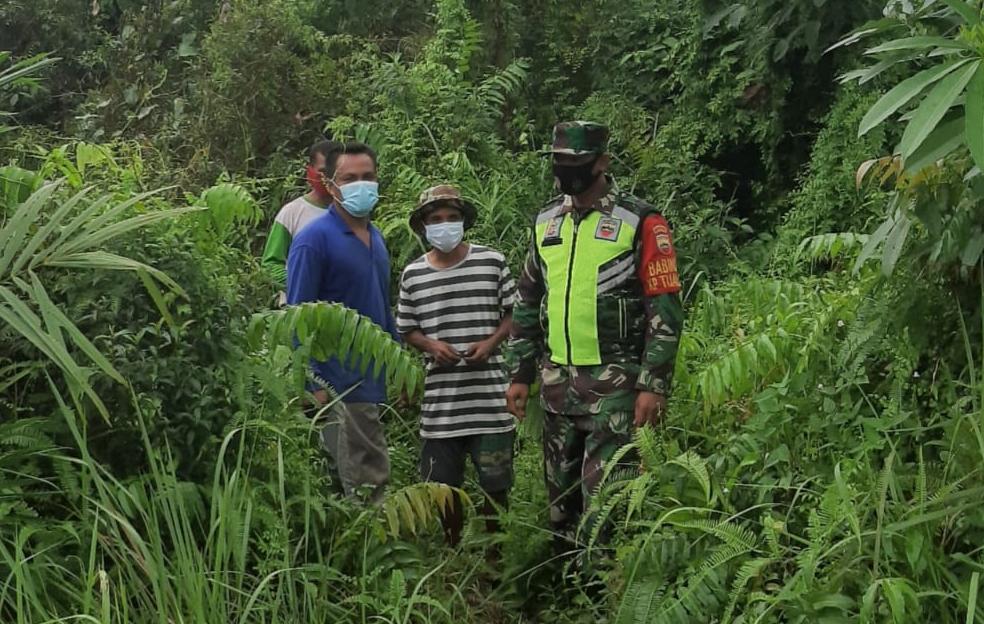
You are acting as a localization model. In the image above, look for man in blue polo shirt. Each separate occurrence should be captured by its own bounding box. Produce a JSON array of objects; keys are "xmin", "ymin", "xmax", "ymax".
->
[{"xmin": 286, "ymin": 140, "xmax": 397, "ymax": 503}]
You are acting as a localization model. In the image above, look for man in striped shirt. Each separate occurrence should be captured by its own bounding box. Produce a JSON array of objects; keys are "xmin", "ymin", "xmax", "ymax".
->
[{"xmin": 397, "ymin": 185, "xmax": 517, "ymax": 546}]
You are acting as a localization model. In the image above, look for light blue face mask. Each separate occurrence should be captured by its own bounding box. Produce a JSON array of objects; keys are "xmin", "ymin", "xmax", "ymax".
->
[
  {"xmin": 335, "ymin": 180, "xmax": 379, "ymax": 218},
  {"xmin": 425, "ymin": 221, "xmax": 465, "ymax": 253}
]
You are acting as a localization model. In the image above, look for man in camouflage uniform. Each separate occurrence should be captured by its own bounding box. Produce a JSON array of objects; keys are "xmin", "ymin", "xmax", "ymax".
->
[{"xmin": 505, "ymin": 121, "xmax": 684, "ymax": 552}]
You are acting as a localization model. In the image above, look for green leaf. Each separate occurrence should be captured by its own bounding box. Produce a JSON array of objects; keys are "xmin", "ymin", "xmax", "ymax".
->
[
  {"xmin": 839, "ymin": 53, "xmax": 922, "ymax": 85},
  {"xmin": 882, "ymin": 211, "xmax": 912, "ymax": 276},
  {"xmin": 57, "ymin": 205, "xmax": 200, "ymax": 258},
  {"xmin": 904, "ymin": 116, "xmax": 965, "ymax": 173},
  {"xmin": 966, "ymin": 63, "xmax": 984, "ymax": 171},
  {"xmin": 177, "ymin": 32, "xmax": 198, "ymax": 58},
  {"xmin": 0, "ymin": 55, "xmax": 58, "ymax": 91},
  {"xmin": 899, "ymin": 61, "xmax": 979, "ymax": 161},
  {"xmin": 941, "ymin": 0, "xmax": 981, "ymax": 25},
  {"xmin": 384, "ymin": 503, "xmax": 400, "ymax": 537},
  {"xmin": 9, "ymin": 186, "xmax": 91, "ymax": 276},
  {"xmin": 825, "ymin": 19, "xmax": 904, "ymax": 54},
  {"xmin": 967, "ymin": 572, "xmax": 980, "ymax": 624},
  {"xmin": 759, "ymin": 334, "xmax": 778, "ymax": 362},
  {"xmin": 27, "ymin": 272, "xmax": 125, "ymax": 385},
  {"xmin": 859, "ymin": 60, "xmax": 970, "ymax": 136},
  {"xmin": 75, "ymin": 143, "xmax": 102, "ymax": 175},
  {"xmin": 136, "ymin": 268, "xmax": 176, "ymax": 329},
  {"xmin": 0, "ymin": 286, "xmax": 111, "ymax": 422},
  {"xmin": 883, "ymin": 584, "xmax": 904, "ymax": 621},
  {"xmin": 855, "ymin": 204, "xmax": 897, "ymax": 274},
  {"xmin": 254, "ymin": 302, "xmax": 423, "ymax": 397},
  {"xmin": 904, "ymin": 530, "xmax": 925, "ymax": 573},
  {"xmin": 866, "ymin": 36, "xmax": 972, "ymax": 54},
  {"xmin": 961, "ymin": 230, "xmax": 984, "ymax": 266},
  {"xmin": 45, "ymin": 251, "xmax": 184, "ymax": 295},
  {"xmin": 0, "ymin": 181, "xmax": 61, "ymax": 277}
]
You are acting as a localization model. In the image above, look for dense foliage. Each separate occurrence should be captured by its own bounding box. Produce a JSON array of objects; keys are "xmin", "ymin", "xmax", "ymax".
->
[{"xmin": 4, "ymin": 0, "xmax": 984, "ymax": 621}]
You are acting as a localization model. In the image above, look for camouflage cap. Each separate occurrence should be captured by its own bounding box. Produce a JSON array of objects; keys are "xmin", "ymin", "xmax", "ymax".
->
[
  {"xmin": 548, "ymin": 121, "xmax": 609, "ymax": 155},
  {"xmin": 409, "ymin": 184, "xmax": 477, "ymax": 234}
]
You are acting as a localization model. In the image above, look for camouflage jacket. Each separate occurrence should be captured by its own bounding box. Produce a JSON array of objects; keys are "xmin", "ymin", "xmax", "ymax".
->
[{"xmin": 505, "ymin": 188, "xmax": 684, "ymax": 416}]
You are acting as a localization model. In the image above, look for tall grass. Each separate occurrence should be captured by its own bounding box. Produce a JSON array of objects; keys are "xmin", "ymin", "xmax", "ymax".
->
[{"xmin": 0, "ymin": 383, "xmax": 474, "ymax": 623}]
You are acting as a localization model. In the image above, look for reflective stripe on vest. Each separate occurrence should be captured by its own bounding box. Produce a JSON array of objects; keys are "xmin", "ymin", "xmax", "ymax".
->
[{"xmin": 535, "ymin": 206, "xmax": 640, "ymax": 365}]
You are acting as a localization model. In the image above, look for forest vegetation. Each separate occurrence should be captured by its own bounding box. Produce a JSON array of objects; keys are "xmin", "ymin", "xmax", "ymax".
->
[{"xmin": 3, "ymin": 0, "xmax": 984, "ymax": 621}]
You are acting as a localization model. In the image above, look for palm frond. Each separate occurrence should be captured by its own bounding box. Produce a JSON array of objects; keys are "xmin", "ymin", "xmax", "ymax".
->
[
  {"xmin": 0, "ymin": 53, "xmax": 58, "ymax": 92},
  {"xmin": 0, "ymin": 180, "xmax": 198, "ymax": 417},
  {"xmin": 247, "ymin": 302, "xmax": 424, "ymax": 398},
  {"xmin": 381, "ymin": 482, "xmax": 466, "ymax": 538}
]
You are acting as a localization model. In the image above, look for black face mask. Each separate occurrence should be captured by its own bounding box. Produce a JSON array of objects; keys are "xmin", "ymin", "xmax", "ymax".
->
[{"xmin": 553, "ymin": 158, "xmax": 600, "ymax": 196}]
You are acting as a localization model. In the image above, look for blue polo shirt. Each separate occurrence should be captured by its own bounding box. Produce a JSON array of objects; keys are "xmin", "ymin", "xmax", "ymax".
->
[{"xmin": 286, "ymin": 207, "xmax": 398, "ymax": 404}]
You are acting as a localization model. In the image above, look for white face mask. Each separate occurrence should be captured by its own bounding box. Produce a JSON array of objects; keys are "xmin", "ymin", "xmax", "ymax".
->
[{"xmin": 425, "ymin": 222, "xmax": 465, "ymax": 253}]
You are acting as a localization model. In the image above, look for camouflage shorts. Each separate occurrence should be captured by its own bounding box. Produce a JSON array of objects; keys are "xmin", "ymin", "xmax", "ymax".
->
[
  {"xmin": 543, "ymin": 409, "xmax": 637, "ymax": 543},
  {"xmin": 420, "ymin": 430, "xmax": 515, "ymax": 494}
]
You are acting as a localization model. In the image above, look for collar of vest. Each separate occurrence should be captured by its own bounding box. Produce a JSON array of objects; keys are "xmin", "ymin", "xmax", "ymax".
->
[{"xmin": 559, "ymin": 183, "xmax": 619, "ymax": 220}]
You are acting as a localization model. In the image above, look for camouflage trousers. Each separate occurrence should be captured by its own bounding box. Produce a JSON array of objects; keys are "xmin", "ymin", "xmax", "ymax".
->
[{"xmin": 542, "ymin": 408, "xmax": 637, "ymax": 551}]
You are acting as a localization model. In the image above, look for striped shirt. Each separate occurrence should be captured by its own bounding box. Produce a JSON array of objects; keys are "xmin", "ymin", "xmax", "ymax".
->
[{"xmin": 397, "ymin": 245, "xmax": 517, "ymax": 439}]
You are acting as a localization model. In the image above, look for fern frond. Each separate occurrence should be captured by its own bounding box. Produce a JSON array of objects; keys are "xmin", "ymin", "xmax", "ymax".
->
[
  {"xmin": 668, "ymin": 451, "xmax": 712, "ymax": 504},
  {"xmin": 694, "ymin": 329, "xmax": 786, "ymax": 410},
  {"xmin": 626, "ymin": 472, "xmax": 656, "ymax": 527},
  {"xmin": 584, "ymin": 477, "xmax": 634, "ymax": 550},
  {"xmin": 477, "ymin": 60, "xmax": 530, "ymax": 117},
  {"xmin": 657, "ymin": 554, "xmax": 731, "ymax": 623},
  {"xmin": 599, "ymin": 437, "xmax": 641, "ymax": 487},
  {"xmin": 199, "ymin": 182, "xmax": 260, "ymax": 236},
  {"xmin": 672, "ymin": 518, "xmax": 759, "ymax": 551},
  {"xmin": 721, "ymin": 557, "xmax": 773, "ymax": 624},
  {"xmin": 634, "ymin": 425, "xmax": 664, "ymax": 470},
  {"xmin": 797, "ymin": 232, "xmax": 869, "ymax": 262},
  {"xmin": 763, "ymin": 514, "xmax": 784, "ymax": 559},
  {"xmin": 616, "ymin": 573, "xmax": 667, "ymax": 624},
  {"xmin": 248, "ymin": 302, "xmax": 424, "ymax": 398},
  {"xmin": 916, "ymin": 447, "xmax": 927, "ymax": 507},
  {"xmin": 381, "ymin": 482, "xmax": 468, "ymax": 539}
]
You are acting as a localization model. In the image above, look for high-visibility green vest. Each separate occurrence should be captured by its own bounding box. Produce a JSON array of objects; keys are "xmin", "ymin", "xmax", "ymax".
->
[{"xmin": 534, "ymin": 199, "xmax": 646, "ymax": 366}]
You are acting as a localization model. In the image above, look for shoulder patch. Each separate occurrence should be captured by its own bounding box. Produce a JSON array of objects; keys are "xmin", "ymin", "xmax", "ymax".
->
[{"xmin": 639, "ymin": 214, "xmax": 680, "ymax": 296}]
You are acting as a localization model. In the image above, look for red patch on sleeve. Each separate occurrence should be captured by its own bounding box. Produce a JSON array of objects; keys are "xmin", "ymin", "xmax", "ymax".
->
[{"xmin": 638, "ymin": 215, "xmax": 681, "ymax": 296}]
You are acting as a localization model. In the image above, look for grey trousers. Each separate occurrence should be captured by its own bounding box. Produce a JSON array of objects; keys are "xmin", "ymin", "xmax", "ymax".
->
[{"xmin": 319, "ymin": 402, "xmax": 390, "ymax": 503}]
